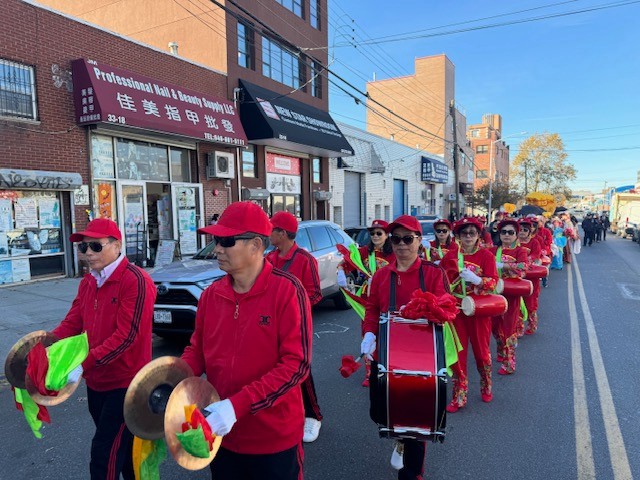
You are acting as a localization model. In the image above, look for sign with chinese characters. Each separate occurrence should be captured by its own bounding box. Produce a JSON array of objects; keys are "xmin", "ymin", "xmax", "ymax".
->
[
  {"xmin": 420, "ymin": 157, "xmax": 449, "ymax": 184},
  {"xmin": 72, "ymin": 59, "xmax": 247, "ymax": 146},
  {"xmin": 266, "ymin": 173, "xmax": 301, "ymax": 194}
]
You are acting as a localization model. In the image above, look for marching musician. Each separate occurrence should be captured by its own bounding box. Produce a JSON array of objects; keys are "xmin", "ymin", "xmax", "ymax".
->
[
  {"xmin": 441, "ymin": 217, "xmax": 499, "ymax": 412},
  {"xmin": 489, "ymin": 218, "xmax": 527, "ymax": 375},
  {"xmin": 266, "ymin": 211, "xmax": 323, "ymax": 443},
  {"xmin": 517, "ymin": 218, "xmax": 543, "ymax": 336},
  {"xmin": 429, "ymin": 218, "xmax": 457, "ymax": 263},
  {"xmin": 361, "ymin": 215, "xmax": 450, "ymax": 479},
  {"xmin": 181, "ymin": 202, "xmax": 312, "ymax": 479},
  {"xmin": 50, "ymin": 218, "xmax": 156, "ymax": 480}
]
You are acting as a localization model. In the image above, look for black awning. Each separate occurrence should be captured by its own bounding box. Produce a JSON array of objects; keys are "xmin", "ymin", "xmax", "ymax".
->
[{"xmin": 239, "ymin": 80, "xmax": 354, "ymax": 157}]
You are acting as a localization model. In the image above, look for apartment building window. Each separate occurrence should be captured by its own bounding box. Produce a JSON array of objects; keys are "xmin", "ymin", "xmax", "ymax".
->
[
  {"xmin": 0, "ymin": 59, "xmax": 37, "ymax": 120},
  {"xmin": 262, "ymin": 37, "xmax": 304, "ymax": 89},
  {"xmin": 310, "ymin": 0, "xmax": 320, "ymax": 29},
  {"xmin": 276, "ymin": 0, "xmax": 303, "ymax": 17},
  {"xmin": 312, "ymin": 157, "xmax": 321, "ymax": 183},
  {"xmin": 476, "ymin": 169, "xmax": 488, "ymax": 179},
  {"xmin": 476, "ymin": 145, "xmax": 488, "ymax": 154},
  {"xmin": 242, "ymin": 145, "xmax": 257, "ymax": 178},
  {"xmin": 237, "ymin": 22, "xmax": 254, "ymax": 69},
  {"xmin": 310, "ymin": 61, "xmax": 322, "ymax": 98},
  {"xmin": 470, "ymin": 129, "xmax": 480, "ymax": 138}
]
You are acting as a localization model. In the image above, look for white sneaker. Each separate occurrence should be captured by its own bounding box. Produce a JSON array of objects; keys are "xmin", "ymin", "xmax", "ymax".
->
[
  {"xmin": 303, "ymin": 418, "xmax": 321, "ymax": 443},
  {"xmin": 390, "ymin": 441, "xmax": 404, "ymax": 470}
]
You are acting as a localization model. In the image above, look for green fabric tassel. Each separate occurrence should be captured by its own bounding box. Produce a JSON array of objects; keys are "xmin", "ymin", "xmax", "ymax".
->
[
  {"xmin": 45, "ymin": 332, "xmax": 89, "ymax": 391},
  {"xmin": 340, "ymin": 288, "xmax": 366, "ymax": 320},
  {"xmin": 348, "ymin": 243, "xmax": 370, "ymax": 277},
  {"xmin": 520, "ymin": 297, "xmax": 529, "ymax": 323},
  {"xmin": 14, "ymin": 388, "xmax": 44, "ymax": 439},
  {"xmin": 139, "ymin": 439, "xmax": 166, "ymax": 480},
  {"xmin": 176, "ymin": 425, "xmax": 210, "ymax": 458},
  {"xmin": 442, "ymin": 322, "xmax": 463, "ymax": 376}
]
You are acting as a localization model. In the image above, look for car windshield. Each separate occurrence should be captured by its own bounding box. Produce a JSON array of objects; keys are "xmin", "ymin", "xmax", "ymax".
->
[
  {"xmin": 192, "ymin": 241, "xmax": 217, "ymax": 259},
  {"xmin": 421, "ymin": 222, "xmax": 435, "ymax": 235}
]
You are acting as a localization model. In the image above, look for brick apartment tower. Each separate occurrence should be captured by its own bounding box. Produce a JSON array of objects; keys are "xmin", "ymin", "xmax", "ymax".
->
[{"xmin": 467, "ymin": 114, "xmax": 510, "ymax": 190}]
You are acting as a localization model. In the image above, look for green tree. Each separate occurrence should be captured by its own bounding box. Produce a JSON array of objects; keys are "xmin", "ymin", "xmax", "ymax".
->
[
  {"xmin": 468, "ymin": 181, "xmax": 519, "ymax": 215},
  {"xmin": 510, "ymin": 133, "xmax": 576, "ymax": 197}
]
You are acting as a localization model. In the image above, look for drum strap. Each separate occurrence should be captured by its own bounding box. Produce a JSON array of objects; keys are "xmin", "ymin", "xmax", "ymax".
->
[
  {"xmin": 389, "ymin": 267, "xmax": 425, "ymax": 312},
  {"xmin": 280, "ymin": 249, "xmax": 299, "ymax": 272}
]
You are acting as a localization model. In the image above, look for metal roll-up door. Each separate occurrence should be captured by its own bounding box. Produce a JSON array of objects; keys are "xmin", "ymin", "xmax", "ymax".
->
[{"xmin": 343, "ymin": 171, "xmax": 362, "ymax": 227}]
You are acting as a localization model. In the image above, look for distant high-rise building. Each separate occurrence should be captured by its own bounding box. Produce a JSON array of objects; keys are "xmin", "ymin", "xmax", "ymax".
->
[{"xmin": 467, "ymin": 114, "xmax": 511, "ymax": 190}]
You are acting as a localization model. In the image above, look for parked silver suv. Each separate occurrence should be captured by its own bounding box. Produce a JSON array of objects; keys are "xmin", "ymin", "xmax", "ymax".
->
[{"xmin": 151, "ymin": 220, "xmax": 354, "ymax": 337}]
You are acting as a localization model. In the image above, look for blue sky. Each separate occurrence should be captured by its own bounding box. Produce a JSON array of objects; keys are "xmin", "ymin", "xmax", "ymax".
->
[{"xmin": 324, "ymin": 0, "xmax": 640, "ymax": 193}]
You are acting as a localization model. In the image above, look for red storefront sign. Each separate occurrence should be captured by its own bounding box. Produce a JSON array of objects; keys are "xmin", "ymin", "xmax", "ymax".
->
[
  {"xmin": 265, "ymin": 152, "xmax": 301, "ymax": 175},
  {"xmin": 71, "ymin": 59, "xmax": 247, "ymax": 146}
]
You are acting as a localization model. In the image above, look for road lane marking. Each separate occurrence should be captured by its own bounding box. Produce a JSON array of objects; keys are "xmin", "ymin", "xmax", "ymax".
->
[
  {"xmin": 572, "ymin": 255, "xmax": 633, "ymax": 480},
  {"xmin": 568, "ymin": 265, "xmax": 596, "ymax": 480},
  {"xmin": 617, "ymin": 283, "xmax": 640, "ymax": 301},
  {"xmin": 314, "ymin": 323, "xmax": 349, "ymax": 338}
]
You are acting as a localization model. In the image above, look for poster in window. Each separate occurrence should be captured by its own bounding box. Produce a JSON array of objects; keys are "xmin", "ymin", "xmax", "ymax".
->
[
  {"xmin": 39, "ymin": 199, "xmax": 61, "ymax": 228},
  {"xmin": 91, "ymin": 134, "xmax": 115, "ymax": 178},
  {"xmin": 11, "ymin": 258, "xmax": 31, "ymax": 282},
  {"xmin": 124, "ymin": 198, "xmax": 144, "ymax": 238},
  {"xmin": 177, "ymin": 187, "xmax": 196, "ymax": 208},
  {"xmin": 14, "ymin": 198, "xmax": 38, "ymax": 229},
  {"xmin": 97, "ymin": 183, "xmax": 114, "ymax": 219},
  {"xmin": 0, "ymin": 260, "xmax": 12, "ymax": 285},
  {"xmin": 0, "ymin": 199, "xmax": 12, "ymax": 231},
  {"xmin": 0, "ymin": 231, "xmax": 8, "ymax": 257},
  {"xmin": 178, "ymin": 209, "xmax": 197, "ymax": 254}
]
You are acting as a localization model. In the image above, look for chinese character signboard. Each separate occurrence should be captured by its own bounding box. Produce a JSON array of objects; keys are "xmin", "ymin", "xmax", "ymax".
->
[
  {"xmin": 72, "ymin": 59, "xmax": 247, "ymax": 146},
  {"xmin": 420, "ymin": 157, "xmax": 449, "ymax": 183}
]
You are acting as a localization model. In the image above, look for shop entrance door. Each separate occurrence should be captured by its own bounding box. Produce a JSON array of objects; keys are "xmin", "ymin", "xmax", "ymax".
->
[
  {"xmin": 118, "ymin": 181, "xmax": 148, "ymax": 266},
  {"xmin": 171, "ymin": 183, "xmax": 204, "ymax": 256}
]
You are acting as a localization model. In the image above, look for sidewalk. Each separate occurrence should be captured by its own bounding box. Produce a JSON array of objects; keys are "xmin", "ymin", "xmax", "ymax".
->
[{"xmin": 0, "ymin": 277, "xmax": 81, "ymax": 358}]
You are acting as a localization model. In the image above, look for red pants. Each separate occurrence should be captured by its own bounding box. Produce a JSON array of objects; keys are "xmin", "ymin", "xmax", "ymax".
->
[
  {"xmin": 451, "ymin": 311, "xmax": 492, "ymax": 390},
  {"xmin": 492, "ymin": 294, "xmax": 521, "ymax": 341},
  {"xmin": 524, "ymin": 278, "xmax": 540, "ymax": 314}
]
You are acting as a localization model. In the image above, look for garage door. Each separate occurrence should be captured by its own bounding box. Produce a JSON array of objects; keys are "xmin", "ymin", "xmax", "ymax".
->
[{"xmin": 343, "ymin": 171, "xmax": 362, "ymax": 227}]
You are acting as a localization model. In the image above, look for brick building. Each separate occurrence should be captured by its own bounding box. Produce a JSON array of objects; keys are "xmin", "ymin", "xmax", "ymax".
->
[
  {"xmin": 0, "ymin": 0, "xmax": 246, "ymax": 285},
  {"xmin": 467, "ymin": 113, "xmax": 511, "ymax": 190}
]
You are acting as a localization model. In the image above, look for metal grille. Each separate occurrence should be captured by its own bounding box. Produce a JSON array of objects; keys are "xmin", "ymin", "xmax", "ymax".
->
[
  {"xmin": 0, "ymin": 59, "xmax": 37, "ymax": 119},
  {"xmin": 155, "ymin": 289, "xmax": 198, "ymax": 306}
]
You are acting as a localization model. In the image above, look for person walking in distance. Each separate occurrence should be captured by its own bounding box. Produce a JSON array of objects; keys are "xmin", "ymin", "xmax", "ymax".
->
[{"xmin": 267, "ymin": 211, "xmax": 324, "ymax": 443}]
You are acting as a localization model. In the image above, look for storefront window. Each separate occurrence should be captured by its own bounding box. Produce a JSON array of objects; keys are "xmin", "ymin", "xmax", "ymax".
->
[
  {"xmin": 312, "ymin": 157, "xmax": 321, "ymax": 183},
  {"xmin": 170, "ymin": 147, "xmax": 191, "ymax": 182},
  {"xmin": 242, "ymin": 146, "xmax": 257, "ymax": 178},
  {"xmin": 115, "ymin": 138, "xmax": 169, "ymax": 181},
  {"xmin": 93, "ymin": 181, "xmax": 117, "ymax": 221},
  {"xmin": 91, "ymin": 134, "xmax": 115, "ymax": 179},
  {"xmin": 0, "ymin": 190, "xmax": 65, "ymax": 284}
]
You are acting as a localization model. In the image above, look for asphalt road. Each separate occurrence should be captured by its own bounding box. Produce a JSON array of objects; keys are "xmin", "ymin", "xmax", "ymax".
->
[{"xmin": 1, "ymin": 233, "xmax": 638, "ymax": 479}]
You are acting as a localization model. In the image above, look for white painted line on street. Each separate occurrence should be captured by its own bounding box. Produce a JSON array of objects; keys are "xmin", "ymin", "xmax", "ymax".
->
[
  {"xmin": 617, "ymin": 283, "xmax": 640, "ymax": 301},
  {"xmin": 572, "ymin": 255, "xmax": 633, "ymax": 480},
  {"xmin": 314, "ymin": 323, "xmax": 349, "ymax": 338},
  {"xmin": 567, "ymin": 265, "xmax": 596, "ymax": 480}
]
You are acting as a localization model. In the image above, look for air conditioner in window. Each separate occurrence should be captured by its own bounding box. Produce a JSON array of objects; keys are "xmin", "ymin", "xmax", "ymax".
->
[{"xmin": 207, "ymin": 151, "xmax": 235, "ymax": 179}]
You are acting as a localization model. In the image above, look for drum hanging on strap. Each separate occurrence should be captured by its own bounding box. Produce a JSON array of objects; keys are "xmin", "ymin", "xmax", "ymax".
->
[
  {"xmin": 461, "ymin": 294, "xmax": 508, "ymax": 317},
  {"xmin": 370, "ymin": 313, "xmax": 447, "ymax": 442},
  {"xmin": 525, "ymin": 264, "xmax": 549, "ymax": 279},
  {"xmin": 501, "ymin": 278, "xmax": 533, "ymax": 297}
]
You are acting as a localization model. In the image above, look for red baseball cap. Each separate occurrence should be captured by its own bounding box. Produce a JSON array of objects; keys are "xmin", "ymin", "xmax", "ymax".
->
[
  {"xmin": 387, "ymin": 215, "xmax": 422, "ymax": 235},
  {"xmin": 433, "ymin": 218, "xmax": 451, "ymax": 230},
  {"xmin": 368, "ymin": 219, "xmax": 388, "ymax": 231},
  {"xmin": 70, "ymin": 218, "xmax": 122, "ymax": 242},
  {"xmin": 453, "ymin": 217, "xmax": 484, "ymax": 235},
  {"xmin": 518, "ymin": 218, "xmax": 534, "ymax": 228},
  {"xmin": 497, "ymin": 218, "xmax": 520, "ymax": 233},
  {"xmin": 198, "ymin": 201, "xmax": 272, "ymax": 237},
  {"xmin": 270, "ymin": 211, "xmax": 298, "ymax": 234}
]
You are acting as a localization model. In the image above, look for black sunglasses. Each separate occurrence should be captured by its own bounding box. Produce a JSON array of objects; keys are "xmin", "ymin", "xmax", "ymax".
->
[
  {"xmin": 500, "ymin": 229, "xmax": 516, "ymax": 235},
  {"xmin": 214, "ymin": 235, "xmax": 256, "ymax": 248},
  {"xmin": 435, "ymin": 229, "xmax": 449, "ymax": 234},
  {"xmin": 370, "ymin": 231, "xmax": 385, "ymax": 236},
  {"xmin": 78, "ymin": 241, "xmax": 112, "ymax": 253},
  {"xmin": 389, "ymin": 235, "xmax": 419, "ymax": 245}
]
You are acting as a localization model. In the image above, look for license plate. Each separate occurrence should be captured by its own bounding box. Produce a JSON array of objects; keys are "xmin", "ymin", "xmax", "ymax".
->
[{"xmin": 154, "ymin": 310, "xmax": 172, "ymax": 324}]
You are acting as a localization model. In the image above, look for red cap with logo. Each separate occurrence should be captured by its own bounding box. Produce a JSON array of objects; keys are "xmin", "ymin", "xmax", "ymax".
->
[
  {"xmin": 70, "ymin": 218, "xmax": 122, "ymax": 242},
  {"xmin": 433, "ymin": 218, "xmax": 452, "ymax": 230},
  {"xmin": 198, "ymin": 201, "xmax": 272, "ymax": 237},
  {"xmin": 270, "ymin": 211, "xmax": 298, "ymax": 234},
  {"xmin": 387, "ymin": 215, "xmax": 422, "ymax": 235},
  {"xmin": 452, "ymin": 217, "xmax": 484, "ymax": 235},
  {"xmin": 497, "ymin": 218, "xmax": 520, "ymax": 233},
  {"xmin": 368, "ymin": 219, "xmax": 389, "ymax": 231}
]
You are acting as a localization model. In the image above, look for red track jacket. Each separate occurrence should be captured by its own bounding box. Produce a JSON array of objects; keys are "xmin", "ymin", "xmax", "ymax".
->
[
  {"xmin": 181, "ymin": 260, "xmax": 312, "ymax": 455},
  {"xmin": 266, "ymin": 243, "xmax": 322, "ymax": 306},
  {"xmin": 52, "ymin": 258, "xmax": 155, "ymax": 391}
]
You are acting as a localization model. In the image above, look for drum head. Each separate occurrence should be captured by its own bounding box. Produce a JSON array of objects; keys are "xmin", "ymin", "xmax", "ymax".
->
[
  {"xmin": 4, "ymin": 331, "xmax": 57, "ymax": 389},
  {"xmin": 494, "ymin": 278, "xmax": 504, "ymax": 294},
  {"xmin": 164, "ymin": 376, "xmax": 222, "ymax": 470},
  {"xmin": 461, "ymin": 296, "xmax": 475, "ymax": 316}
]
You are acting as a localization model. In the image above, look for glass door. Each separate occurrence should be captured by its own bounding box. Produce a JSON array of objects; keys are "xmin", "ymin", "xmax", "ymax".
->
[
  {"xmin": 171, "ymin": 183, "xmax": 204, "ymax": 256},
  {"xmin": 117, "ymin": 181, "xmax": 148, "ymax": 265}
]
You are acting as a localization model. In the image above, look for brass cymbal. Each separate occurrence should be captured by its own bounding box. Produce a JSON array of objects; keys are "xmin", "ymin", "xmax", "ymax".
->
[
  {"xmin": 124, "ymin": 356, "xmax": 194, "ymax": 440},
  {"xmin": 25, "ymin": 370, "xmax": 81, "ymax": 406},
  {"xmin": 4, "ymin": 330, "xmax": 57, "ymax": 389},
  {"xmin": 164, "ymin": 376, "xmax": 222, "ymax": 471}
]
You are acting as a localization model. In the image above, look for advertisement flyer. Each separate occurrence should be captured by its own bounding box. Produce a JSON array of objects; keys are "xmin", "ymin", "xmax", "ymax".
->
[
  {"xmin": 0, "ymin": 199, "xmax": 11, "ymax": 231},
  {"xmin": 178, "ymin": 209, "xmax": 197, "ymax": 254},
  {"xmin": 14, "ymin": 198, "xmax": 38, "ymax": 229},
  {"xmin": 0, "ymin": 260, "xmax": 12, "ymax": 285},
  {"xmin": 11, "ymin": 258, "xmax": 31, "ymax": 282},
  {"xmin": 39, "ymin": 199, "xmax": 61, "ymax": 228}
]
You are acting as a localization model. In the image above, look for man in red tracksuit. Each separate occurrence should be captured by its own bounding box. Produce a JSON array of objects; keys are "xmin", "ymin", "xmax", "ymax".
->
[
  {"xmin": 266, "ymin": 211, "xmax": 323, "ymax": 443},
  {"xmin": 182, "ymin": 202, "xmax": 312, "ymax": 480},
  {"xmin": 51, "ymin": 218, "xmax": 156, "ymax": 480},
  {"xmin": 362, "ymin": 215, "xmax": 450, "ymax": 480}
]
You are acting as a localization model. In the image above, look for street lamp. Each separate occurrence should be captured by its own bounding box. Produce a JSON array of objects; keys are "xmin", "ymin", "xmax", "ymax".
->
[{"xmin": 487, "ymin": 131, "xmax": 526, "ymax": 219}]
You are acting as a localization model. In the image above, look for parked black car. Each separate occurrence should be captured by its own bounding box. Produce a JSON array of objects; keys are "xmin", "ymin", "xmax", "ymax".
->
[{"xmin": 344, "ymin": 226, "xmax": 370, "ymax": 247}]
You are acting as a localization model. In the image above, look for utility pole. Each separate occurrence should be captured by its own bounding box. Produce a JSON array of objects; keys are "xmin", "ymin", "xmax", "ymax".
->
[
  {"xmin": 524, "ymin": 159, "xmax": 528, "ymax": 197},
  {"xmin": 450, "ymin": 100, "xmax": 460, "ymax": 219}
]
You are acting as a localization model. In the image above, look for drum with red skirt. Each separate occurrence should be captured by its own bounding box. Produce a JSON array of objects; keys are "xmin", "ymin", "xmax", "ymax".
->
[
  {"xmin": 461, "ymin": 294, "xmax": 508, "ymax": 317},
  {"xmin": 525, "ymin": 264, "xmax": 549, "ymax": 279},
  {"xmin": 501, "ymin": 277, "xmax": 533, "ymax": 297},
  {"xmin": 369, "ymin": 313, "xmax": 447, "ymax": 442}
]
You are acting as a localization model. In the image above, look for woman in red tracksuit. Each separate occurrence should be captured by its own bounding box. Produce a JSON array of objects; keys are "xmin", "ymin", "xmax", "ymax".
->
[
  {"xmin": 517, "ymin": 218, "xmax": 543, "ymax": 336},
  {"xmin": 441, "ymin": 217, "xmax": 498, "ymax": 412},
  {"xmin": 489, "ymin": 218, "xmax": 527, "ymax": 375},
  {"xmin": 429, "ymin": 218, "xmax": 457, "ymax": 263}
]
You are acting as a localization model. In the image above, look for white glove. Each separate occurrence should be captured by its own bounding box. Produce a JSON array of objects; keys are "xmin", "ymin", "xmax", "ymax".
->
[
  {"xmin": 337, "ymin": 269, "xmax": 348, "ymax": 288},
  {"xmin": 460, "ymin": 268, "xmax": 482, "ymax": 286},
  {"xmin": 433, "ymin": 260, "xmax": 441, "ymax": 266},
  {"xmin": 205, "ymin": 399, "xmax": 237, "ymax": 436},
  {"xmin": 360, "ymin": 332, "xmax": 376, "ymax": 361},
  {"xmin": 67, "ymin": 365, "xmax": 83, "ymax": 385},
  {"xmin": 496, "ymin": 262, "xmax": 504, "ymax": 269}
]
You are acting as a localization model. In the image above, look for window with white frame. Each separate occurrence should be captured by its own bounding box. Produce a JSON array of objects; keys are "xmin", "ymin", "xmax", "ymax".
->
[
  {"xmin": 476, "ymin": 144, "xmax": 488, "ymax": 154},
  {"xmin": 262, "ymin": 37, "xmax": 305, "ymax": 89},
  {"xmin": 470, "ymin": 129, "xmax": 480, "ymax": 138},
  {"xmin": 0, "ymin": 59, "xmax": 37, "ymax": 120}
]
